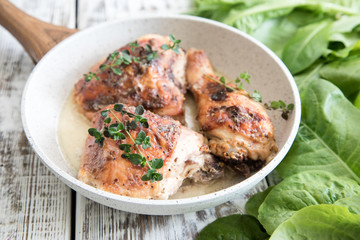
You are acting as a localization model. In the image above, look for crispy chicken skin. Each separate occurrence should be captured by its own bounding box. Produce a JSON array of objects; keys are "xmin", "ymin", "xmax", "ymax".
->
[
  {"xmin": 78, "ymin": 104, "xmax": 223, "ymax": 199},
  {"xmin": 186, "ymin": 48, "xmax": 278, "ymax": 175},
  {"xmin": 74, "ymin": 34, "xmax": 186, "ymax": 121}
]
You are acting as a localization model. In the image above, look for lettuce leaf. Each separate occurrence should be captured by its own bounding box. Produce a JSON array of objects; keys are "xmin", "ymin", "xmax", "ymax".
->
[
  {"xmin": 335, "ymin": 193, "xmax": 360, "ymax": 214},
  {"xmin": 245, "ymin": 186, "xmax": 273, "ymax": 218},
  {"xmin": 270, "ymin": 204, "xmax": 360, "ymax": 239},
  {"xmin": 197, "ymin": 214, "xmax": 269, "ymax": 240},
  {"xmin": 258, "ymin": 170, "xmax": 360, "ymax": 234},
  {"xmin": 320, "ymin": 55, "xmax": 360, "ymax": 97},
  {"xmin": 281, "ymin": 20, "xmax": 332, "ymax": 74},
  {"xmin": 277, "ymin": 79, "xmax": 360, "ymax": 182}
]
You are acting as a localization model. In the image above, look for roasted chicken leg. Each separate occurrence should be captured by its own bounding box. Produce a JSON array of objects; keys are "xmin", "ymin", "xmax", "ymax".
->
[
  {"xmin": 78, "ymin": 104, "xmax": 223, "ymax": 199},
  {"xmin": 74, "ymin": 34, "xmax": 186, "ymax": 121},
  {"xmin": 186, "ymin": 48, "xmax": 278, "ymax": 175}
]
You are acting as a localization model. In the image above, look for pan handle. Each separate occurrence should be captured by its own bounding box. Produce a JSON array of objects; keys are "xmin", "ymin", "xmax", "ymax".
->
[{"xmin": 0, "ymin": 0, "xmax": 78, "ymax": 63}]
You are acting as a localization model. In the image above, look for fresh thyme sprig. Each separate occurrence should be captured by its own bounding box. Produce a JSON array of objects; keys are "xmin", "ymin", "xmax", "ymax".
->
[
  {"xmin": 161, "ymin": 34, "xmax": 182, "ymax": 54},
  {"xmin": 88, "ymin": 104, "xmax": 164, "ymax": 182},
  {"xmin": 265, "ymin": 100, "xmax": 294, "ymax": 120},
  {"xmin": 251, "ymin": 90, "xmax": 262, "ymax": 102},
  {"xmin": 235, "ymin": 71, "xmax": 251, "ymax": 90},
  {"xmin": 84, "ymin": 42, "xmax": 156, "ymax": 82},
  {"xmin": 204, "ymin": 73, "xmax": 262, "ymax": 102},
  {"xmin": 204, "ymin": 73, "xmax": 295, "ymax": 119},
  {"xmin": 204, "ymin": 75, "xmax": 237, "ymax": 92},
  {"xmin": 84, "ymin": 34, "xmax": 182, "ymax": 82}
]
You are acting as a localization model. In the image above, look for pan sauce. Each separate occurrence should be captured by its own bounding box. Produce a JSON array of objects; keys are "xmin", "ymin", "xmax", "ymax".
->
[{"xmin": 57, "ymin": 91, "xmax": 245, "ymax": 199}]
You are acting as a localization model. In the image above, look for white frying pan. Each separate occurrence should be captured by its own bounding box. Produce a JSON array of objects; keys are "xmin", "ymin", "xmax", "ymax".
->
[{"xmin": 0, "ymin": 0, "xmax": 301, "ymax": 215}]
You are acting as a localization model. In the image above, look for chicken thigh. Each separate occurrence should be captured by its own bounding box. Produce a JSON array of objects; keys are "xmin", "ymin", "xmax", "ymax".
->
[
  {"xmin": 74, "ymin": 34, "xmax": 186, "ymax": 121},
  {"xmin": 78, "ymin": 104, "xmax": 223, "ymax": 199},
  {"xmin": 186, "ymin": 48, "xmax": 278, "ymax": 176}
]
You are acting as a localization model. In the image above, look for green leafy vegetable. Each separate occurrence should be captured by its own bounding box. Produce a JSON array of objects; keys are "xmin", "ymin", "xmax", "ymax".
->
[
  {"xmin": 319, "ymin": 55, "xmax": 360, "ymax": 97},
  {"xmin": 223, "ymin": 1, "xmax": 294, "ymax": 33},
  {"xmin": 277, "ymin": 79, "xmax": 360, "ymax": 181},
  {"xmin": 251, "ymin": 17, "xmax": 298, "ymax": 56},
  {"xmin": 194, "ymin": 0, "xmax": 360, "ymax": 34},
  {"xmin": 355, "ymin": 91, "xmax": 360, "ymax": 109},
  {"xmin": 282, "ymin": 20, "xmax": 331, "ymax": 74},
  {"xmin": 246, "ymin": 186, "xmax": 273, "ymax": 218},
  {"xmin": 331, "ymin": 15, "xmax": 360, "ymax": 33},
  {"xmin": 197, "ymin": 215, "xmax": 269, "ymax": 240},
  {"xmin": 257, "ymin": 170, "xmax": 360, "ymax": 234},
  {"xmin": 270, "ymin": 204, "xmax": 360, "ymax": 239},
  {"xmin": 334, "ymin": 193, "xmax": 360, "ymax": 214}
]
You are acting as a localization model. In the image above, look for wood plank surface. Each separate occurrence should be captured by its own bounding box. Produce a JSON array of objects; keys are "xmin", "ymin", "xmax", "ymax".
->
[
  {"xmin": 75, "ymin": 1, "xmax": 269, "ymax": 239},
  {"xmin": 0, "ymin": 0, "xmax": 75, "ymax": 239},
  {"xmin": 76, "ymin": 183, "xmax": 268, "ymax": 240}
]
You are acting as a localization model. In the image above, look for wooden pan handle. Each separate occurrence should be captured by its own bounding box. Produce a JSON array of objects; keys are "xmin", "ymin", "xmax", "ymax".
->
[{"xmin": 0, "ymin": 0, "xmax": 78, "ymax": 63}]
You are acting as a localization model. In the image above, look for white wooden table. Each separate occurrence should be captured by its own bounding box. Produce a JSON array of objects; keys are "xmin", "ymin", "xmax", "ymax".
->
[{"xmin": 0, "ymin": 0, "xmax": 271, "ymax": 239}]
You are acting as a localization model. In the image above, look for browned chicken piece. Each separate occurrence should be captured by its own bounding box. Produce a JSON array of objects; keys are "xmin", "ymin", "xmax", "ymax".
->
[
  {"xmin": 186, "ymin": 48, "xmax": 278, "ymax": 176},
  {"xmin": 78, "ymin": 104, "xmax": 223, "ymax": 199},
  {"xmin": 74, "ymin": 34, "xmax": 186, "ymax": 121}
]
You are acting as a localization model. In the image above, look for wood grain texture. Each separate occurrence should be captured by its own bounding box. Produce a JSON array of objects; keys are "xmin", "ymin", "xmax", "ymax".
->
[
  {"xmin": 76, "ymin": 183, "xmax": 268, "ymax": 240},
  {"xmin": 0, "ymin": 0, "xmax": 78, "ymax": 63},
  {"xmin": 77, "ymin": 0, "xmax": 194, "ymax": 29},
  {"xmin": 0, "ymin": 0, "xmax": 75, "ymax": 239},
  {"xmin": 75, "ymin": 1, "xmax": 269, "ymax": 239}
]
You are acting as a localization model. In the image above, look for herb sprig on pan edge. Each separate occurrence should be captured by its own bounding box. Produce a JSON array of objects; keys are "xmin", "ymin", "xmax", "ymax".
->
[
  {"xmin": 88, "ymin": 104, "xmax": 164, "ymax": 182},
  {"xmin": 84, "ymin": 34, "xmax": 182, "ymax": 82},
  {"xmin": 265, "ymin": 100, "xmax": 294, "ymax": 120}
]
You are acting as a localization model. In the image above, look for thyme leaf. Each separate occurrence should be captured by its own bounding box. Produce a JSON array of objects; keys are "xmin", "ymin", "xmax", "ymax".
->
[
  {"xmin": 161, "ymin": 34, "xmax": 182, "ymax": 54},
  {"xmin": 88, "ymin": 105, "xmax": 163, "ymax": 182},
  {"xmin": 84, "ymin": 34, "xmax": 182, "ymax": 82}
]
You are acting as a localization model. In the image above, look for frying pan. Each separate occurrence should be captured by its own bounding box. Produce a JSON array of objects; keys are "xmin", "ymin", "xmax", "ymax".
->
[{"xmin": 0, "ymin": 0, "xmax": 301, "ymax": 214}]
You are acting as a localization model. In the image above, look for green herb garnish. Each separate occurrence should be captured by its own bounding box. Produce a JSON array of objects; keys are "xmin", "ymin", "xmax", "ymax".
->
[
  {"xmin": 129, "ymin": 40, "xmax": 140, "ymax": 51},
  {"xmin": 84, "ymin": 49, "xmax": 136, "ymax": 82},
  {"xmin": 235, "ymin": 71, "xmax": 251, "ymax": 90},
  {"xmin": 265, "ymin": 100, "xmax": 294, "ymax": 120},
  {"xmin": 251, "ymin": 90, "xmax": 262, "ymax": 102},
  {"xmin": 204, "ymin": 71, "xmax": 252, "ymax": 93},
  {"xmin": 161, "ymin": 34, "xmax": 182, "ymax": 54},
  {"xmin": 84, "ymin": 35, "xmax": 182, "ymax": 82},
  {"xmin": 204, "ymin": 73, "xmax": 263, "ymax": 102},
  {"xmin": 89, "ymin": 104, "xmax": 163, "ymax": 182},
  {"xmin": 204, "ymin": 73, "xmax": 296, "ymax": 119}
]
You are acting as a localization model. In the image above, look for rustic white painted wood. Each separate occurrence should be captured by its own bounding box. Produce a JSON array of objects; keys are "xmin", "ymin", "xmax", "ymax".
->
[
  {"xmin": 0, "ymin": 0, "xmax": 75, "ymax": 239},
  {"xmin": 76, "ymin": 183, "xmax": 268, "ymax": 240},
  {"xmin": 75, "ymin": 1, "xmax": 269, "ymax": 239},
  {"xmin": 77, "ymin": 0, "xmax": 194, "ymax": 29}
]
